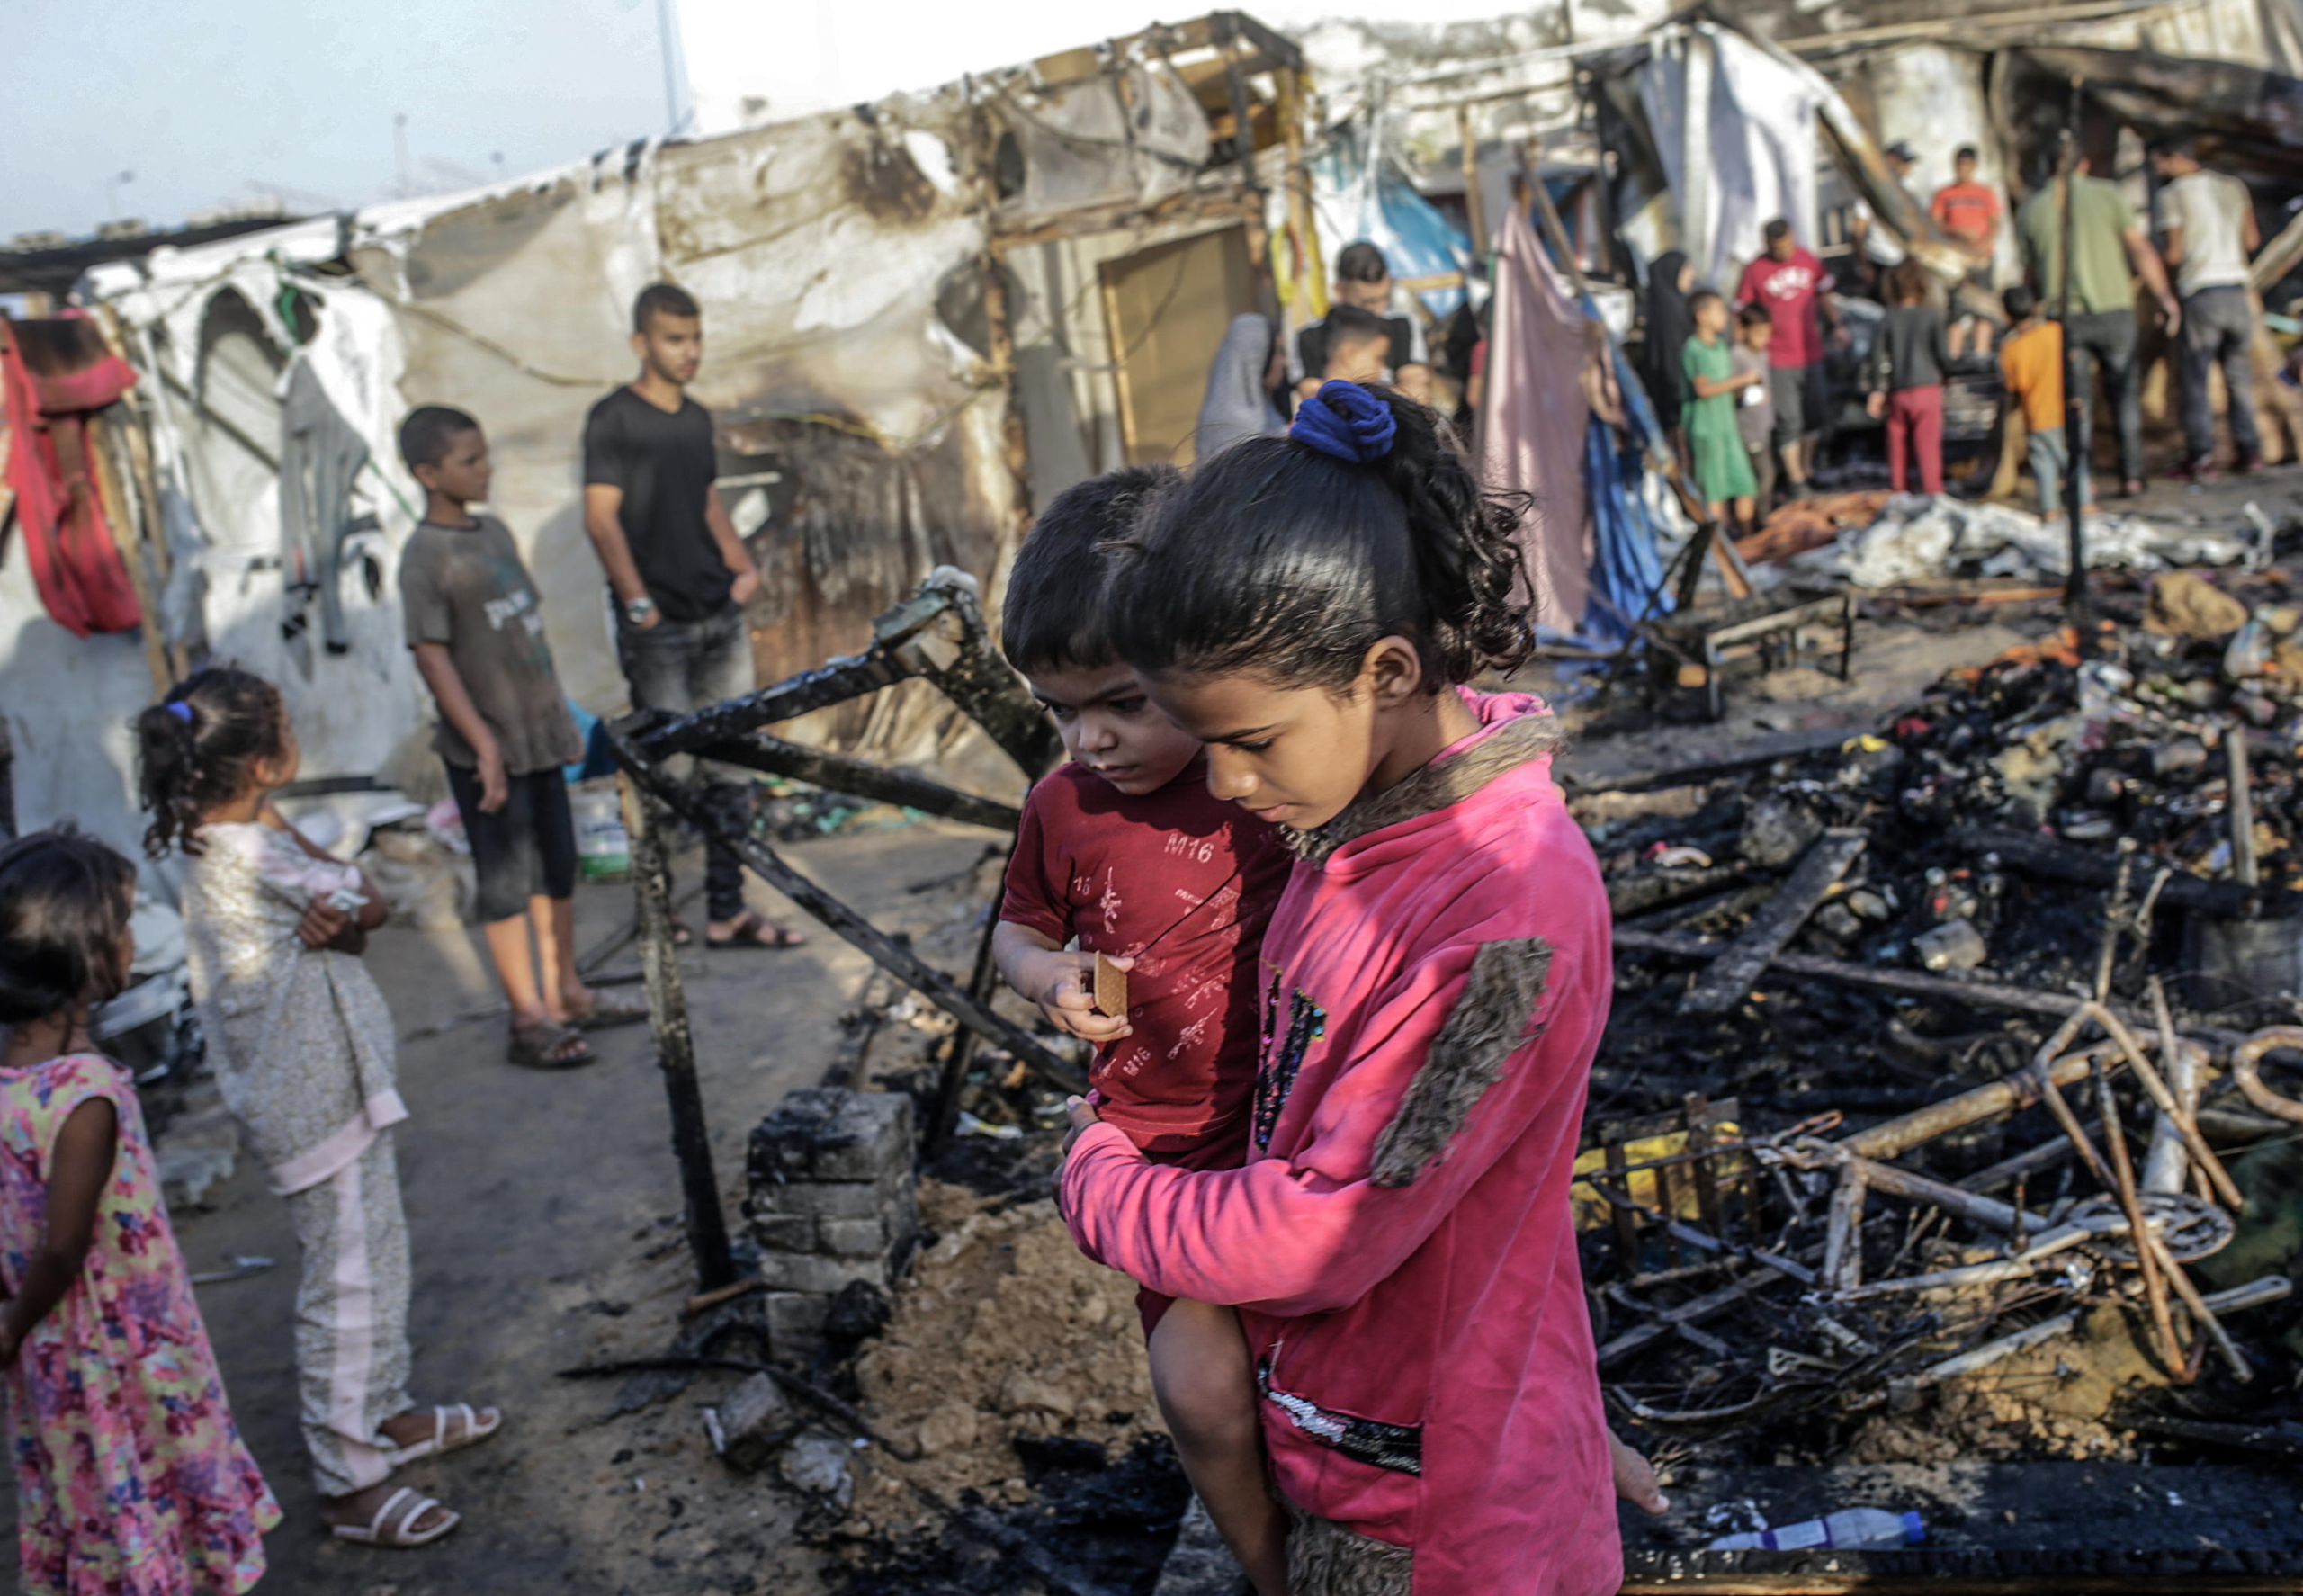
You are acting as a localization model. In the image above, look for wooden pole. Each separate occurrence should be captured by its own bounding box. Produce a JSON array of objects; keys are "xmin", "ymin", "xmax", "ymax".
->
[
  {"xmin": 618, "ymin": 770, "xmax": 738, "ymax": 1291},
  {"xmin": 1458, "ymin": 103, "xmax": 1489, "ymax": 270},
  {"xmin": 85, "ymin": 410, "xmax": 172, "ymax": 696}
]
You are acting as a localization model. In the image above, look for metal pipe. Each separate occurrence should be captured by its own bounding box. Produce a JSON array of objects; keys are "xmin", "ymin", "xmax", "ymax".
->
[
  {"xmin": 2083, "ymin": 1057, "xmax": 2189, "ymax": 1379},
  {"xmin": 2230, "ymin": 1026, "xmax": 2303, "ymax": 1125},
  {"xmin": 1840, "ymin": 1043, "xmax": 2111, "ymax": 1161},
  {"xmin": 1847, "ymin": 1153, "xmax": 2052, "ymax": 1234},
  {"xmin": 610, "ymin": 725, "xmax": 1084, "ymax": 1095},
  {"xmin": 2085, "ymin": 1002, "xmax": 2243, "ymax": 1210},
  {"xmin": 1915, "ymin": 1309, "xmax": 2080, "ymax": 1386},
  {"xmin": 2141, "ymin": 977, "xmax": 2196, "ymax": 1193},
  {"xmin": 2230, "ymin": 727, "xmax": 2259, "ymax": 890}
]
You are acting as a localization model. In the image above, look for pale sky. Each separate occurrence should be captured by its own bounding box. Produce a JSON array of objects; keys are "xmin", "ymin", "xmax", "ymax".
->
[{"xmin": 4, "ymin": 0, "xmax": 1525, "ymax": 241}]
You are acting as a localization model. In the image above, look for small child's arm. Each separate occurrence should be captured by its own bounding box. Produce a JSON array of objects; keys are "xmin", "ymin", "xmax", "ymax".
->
[
  {"xmin": 257, "ymin": 801, "xmax": 385, "ymax": 951},
  {"xmin": 993, "ymin": 919, "xmax": 1132, "ymax": 1044},
  {"xmin": 0, "ymin": 1097, "xmax": 117, "ymax": 1368},
  {"xmin": 413, "ymin": 641, "xmax": 507, "ymax": 814}
]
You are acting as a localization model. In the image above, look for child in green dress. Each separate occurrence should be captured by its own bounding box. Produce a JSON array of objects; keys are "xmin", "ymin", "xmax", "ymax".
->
[{"xmin": 1681, "ymin": 289, "xmax": 1764, "ymax": 531}]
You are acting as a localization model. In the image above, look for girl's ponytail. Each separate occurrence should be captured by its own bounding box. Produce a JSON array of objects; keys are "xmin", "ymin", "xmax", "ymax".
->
[
  {"xmin": 135, "ymin": 668, "xmax": 289, "ymax": 858},
  {"xmin": 1108, "ymin": 381, "xmax": 1533, "ymax": 691},
  {"xmin": 1358, "ymin": 388, "xmax": 1534, "ymax": 684}
]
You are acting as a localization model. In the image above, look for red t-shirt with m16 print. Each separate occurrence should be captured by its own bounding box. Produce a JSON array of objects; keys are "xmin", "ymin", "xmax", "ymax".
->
[{"xmin": 999, "ymin": 757, "xmax": 1288, "ymax": 1162}]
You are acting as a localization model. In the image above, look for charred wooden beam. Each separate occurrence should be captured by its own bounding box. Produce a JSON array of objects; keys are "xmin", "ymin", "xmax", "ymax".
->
[
  {"xmin": 696, "ymin": 731, "xmax": 1022, "ymax": 833},
  {"xmin": 1948, "ymin": 823, "xmax": 2294, "ymax": 919},
  {"xmin": 639, "ymin": 651, "xmax": 904, "ymax": 761},
  {"xmin": 870, "ymin": 573, "xmax": 1061, "ymax": 778},
  {"xmin": 1680, "ymin": 830, "xmax": 1866, "ymax": 1016},
  {"xmin": 608, "ymin": 724, "xmax": 1083, "ymax": 1095},
  {"xmin": 618, "ymin": 774, "xmax": 739, "ymax": 1291}
]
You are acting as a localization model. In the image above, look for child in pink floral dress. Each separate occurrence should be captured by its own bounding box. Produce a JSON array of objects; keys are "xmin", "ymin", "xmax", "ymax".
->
[{"xmin": 0, "ymin": 828, "xmax": 281, "ymax": 1595}]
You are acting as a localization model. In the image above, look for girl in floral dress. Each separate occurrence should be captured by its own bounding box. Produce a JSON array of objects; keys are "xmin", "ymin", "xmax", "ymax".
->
[{"xmin": 0, "ymin": 827, "xmax": 281, "ymax": 1595}]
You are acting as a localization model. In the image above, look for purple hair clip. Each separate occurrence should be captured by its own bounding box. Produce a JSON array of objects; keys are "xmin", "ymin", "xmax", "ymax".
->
[{"xmin": 166, "ymin": 700, "xmax": 194, "ymax": 724}]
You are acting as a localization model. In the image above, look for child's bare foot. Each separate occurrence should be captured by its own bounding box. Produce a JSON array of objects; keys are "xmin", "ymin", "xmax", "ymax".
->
[
  {"xmin": 1610, "ymin": 1430, "xmax": 1671, "ymax": 1515},
  {"xmin": 327, "ymin": 1483, "xmax": 459, "ymax": 1547}
]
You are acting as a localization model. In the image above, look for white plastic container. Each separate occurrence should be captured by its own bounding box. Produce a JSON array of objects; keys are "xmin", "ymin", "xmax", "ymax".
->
[
  {"xmin": 570, "ymin": 780, "xmax": 631, "ymax": 881},
  {"xmin": 1708, "ymin": 1508, "xmax": 1924, "ymax": 1552}
]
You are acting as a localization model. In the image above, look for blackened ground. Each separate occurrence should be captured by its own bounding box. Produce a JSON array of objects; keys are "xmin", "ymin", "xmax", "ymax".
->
[{"xmin": 826, "ymin": 1435, "xmax": 1189, "ymax": 1596}]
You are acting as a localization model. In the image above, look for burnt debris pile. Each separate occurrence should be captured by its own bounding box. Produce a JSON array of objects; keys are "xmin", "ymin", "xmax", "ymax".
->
[{"xmin": 1586, "ymin": 567, "xmax": 2303, "ymax": 1471}]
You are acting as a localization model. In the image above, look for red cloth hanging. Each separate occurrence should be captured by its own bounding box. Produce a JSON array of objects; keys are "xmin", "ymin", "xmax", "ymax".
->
[{"xmin": 1, "ymin": 316, "xmax": 143, "ymax": 638}]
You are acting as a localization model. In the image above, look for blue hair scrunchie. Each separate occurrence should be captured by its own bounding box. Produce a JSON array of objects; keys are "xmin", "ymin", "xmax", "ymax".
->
[
  {"xmin": 1289, "ymin": 380, "xmax": 1398, "ymax": 465},
  {"xmin": 166, "ymin": 700, "xmax": 194, "ymax": 724}
]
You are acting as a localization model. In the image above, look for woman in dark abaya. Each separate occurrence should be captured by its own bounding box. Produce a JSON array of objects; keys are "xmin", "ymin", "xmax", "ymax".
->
[{"xmin": 1641, "ymin": 249, "xmax": 1697, "ymax": 471}]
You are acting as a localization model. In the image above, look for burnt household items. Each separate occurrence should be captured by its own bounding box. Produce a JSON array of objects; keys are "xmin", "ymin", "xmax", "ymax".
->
[{"xmin": 1585, "ymin": 572, "xmax": 2303, "ymax": 1467}]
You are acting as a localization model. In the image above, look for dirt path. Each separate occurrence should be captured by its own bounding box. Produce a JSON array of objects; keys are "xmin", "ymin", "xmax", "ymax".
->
[{"xmin": 4, "ymin": 819, "xmax": 999, "ymax": 1596}]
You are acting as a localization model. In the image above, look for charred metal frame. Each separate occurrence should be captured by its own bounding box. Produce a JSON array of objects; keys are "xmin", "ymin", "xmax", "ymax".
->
[{"xmin": 609, "ymin": 569, "xmax": 1081, "ymax": 1288}]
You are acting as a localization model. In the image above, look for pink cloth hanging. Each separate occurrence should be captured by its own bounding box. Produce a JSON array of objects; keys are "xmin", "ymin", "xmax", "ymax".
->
[{"xmin": 1477, "ymin": 207, "xmax": 1593, "ymax": 638}]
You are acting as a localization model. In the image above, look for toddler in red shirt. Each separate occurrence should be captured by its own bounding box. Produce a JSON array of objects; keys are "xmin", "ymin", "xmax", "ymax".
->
[{"xmin": 992, "ymin": 465, "xmax": 1292, "ymax": 1596}]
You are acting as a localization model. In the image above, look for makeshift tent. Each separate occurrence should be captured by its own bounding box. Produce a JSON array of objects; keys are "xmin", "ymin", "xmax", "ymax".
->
[
  {"xmin": 1308, "ymin": 113, "xmax": 1474, "ymax": 320},
  {"xmin": 4, "ymin": 14, "xmax": 1304, "ymax": 877}
]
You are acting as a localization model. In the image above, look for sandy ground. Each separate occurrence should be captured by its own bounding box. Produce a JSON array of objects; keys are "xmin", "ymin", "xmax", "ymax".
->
[{"xmin": 3, "ymin": 818, "xmax": 1001, "ymax": 1596}]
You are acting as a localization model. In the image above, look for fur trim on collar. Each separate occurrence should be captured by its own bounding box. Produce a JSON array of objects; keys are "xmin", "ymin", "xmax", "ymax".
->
[{"xmin": 1282, "ymin": 710, "xmax": 1565, "ymax": 868}]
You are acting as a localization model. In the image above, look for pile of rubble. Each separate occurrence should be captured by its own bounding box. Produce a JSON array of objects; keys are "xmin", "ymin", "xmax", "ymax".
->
[{"xmin": 1587, "ymin": 565, "xmax": 2303, "ymax": 1470}]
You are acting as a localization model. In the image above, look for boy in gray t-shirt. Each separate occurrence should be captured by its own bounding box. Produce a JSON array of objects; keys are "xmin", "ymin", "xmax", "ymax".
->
[
  {"xmin": 397, "ymin": 406, "xmax": 645, "ymax": 1068},
  {"xmin": 1733, "ymin": 304, "xmax": 1778, "ymax": 511}
]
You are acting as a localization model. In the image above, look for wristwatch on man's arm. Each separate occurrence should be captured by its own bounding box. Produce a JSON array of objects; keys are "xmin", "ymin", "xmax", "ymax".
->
[{"xmin": 624, "ymin": 596, "xmax": 657, "ymax": 627}]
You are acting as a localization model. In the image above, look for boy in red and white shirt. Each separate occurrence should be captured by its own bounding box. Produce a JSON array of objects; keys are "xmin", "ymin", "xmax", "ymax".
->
[{"xmin": 993, "ymin": 465, "xmax": 1293, "ymax": 1594}]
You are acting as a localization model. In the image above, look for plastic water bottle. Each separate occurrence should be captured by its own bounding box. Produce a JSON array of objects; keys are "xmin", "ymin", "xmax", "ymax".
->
[{"xmin": 1707, "ymin": 1509, "xmax": 1924, "ymax": 1552}]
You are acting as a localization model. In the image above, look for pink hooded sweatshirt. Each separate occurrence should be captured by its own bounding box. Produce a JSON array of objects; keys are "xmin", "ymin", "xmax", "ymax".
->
[{"xmin": 1061, "ymin": 692, "xmax": 1618, "ymax": 1596}]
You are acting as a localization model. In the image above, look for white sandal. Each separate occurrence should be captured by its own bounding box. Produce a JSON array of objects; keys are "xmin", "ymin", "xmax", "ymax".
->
[
  {"xmin": 381, "ymin": 1402, "xmax": 502, "ymax": 1468},
  {"xmin": 331, "ymin": 1485, "xmax": 461, "ymax": 1547}
]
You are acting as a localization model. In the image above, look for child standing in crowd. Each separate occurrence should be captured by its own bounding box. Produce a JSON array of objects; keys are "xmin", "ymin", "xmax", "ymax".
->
[
  {"xmin": 1061, "ymin": 381, "xmax": 1623, "ymax": 1595},
  {"xmin": 1, "ymin": 828, "xmax": 282, "ymax": 1593},
  {"xmin": 1733, "ymin": 303, "xmax": 1778, "ymax": 513},
  {"xmin": 993, "ymin": 465, "xmax": 1295, "ymax": 1594},
  {"xmin": 1865, "ymin": 259, "xmax": 1956, "ymax": 496},
  {"xmin": 1997, "ymin": 285, "xmax": 2090, "ymax": 517},
  {"xmin": 1683, "ymin": 289, "xmax": 1762, "ymax": 530},
  {"xmin": 138, "ymin": 668, "xmax": 499, "ymax": 1548},
  {"xmin": 399, "ymin": 406, "xmax": 648, "ymax": 1069}
]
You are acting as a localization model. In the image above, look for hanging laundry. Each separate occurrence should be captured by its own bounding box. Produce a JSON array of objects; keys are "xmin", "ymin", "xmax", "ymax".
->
[
  {"xmin": 0, "ymin": 317, "xmax": 143, "ymax": 639},
  {"xmin": 1477, "ymin": 207, "xmax": 1592, "ymax": 640},
  {"xmin": 278, "ymin": 357, "xmax": 371, "ymax": 654}
]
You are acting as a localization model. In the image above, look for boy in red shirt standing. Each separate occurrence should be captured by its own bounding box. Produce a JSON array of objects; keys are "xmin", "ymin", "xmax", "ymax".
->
[
  {"xmin": 993, "ymin": 465, "xmax": 1293, "ymax": 1595},
  {"xmin": 1734, "ymin": 219, "xmax": 1847, "ymax": 498},
  {"xmin": 1931, "ymin": 145, "xmax": 2003, "ymax": 281}
]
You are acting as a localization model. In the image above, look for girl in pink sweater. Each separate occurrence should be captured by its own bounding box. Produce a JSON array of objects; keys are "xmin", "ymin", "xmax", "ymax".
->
[{"xmin": 1061, "ymin": 381, "xmax": 1622, "ymax": 1595}]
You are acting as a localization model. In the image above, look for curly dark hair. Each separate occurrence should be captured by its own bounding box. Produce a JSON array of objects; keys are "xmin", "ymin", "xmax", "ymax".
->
[
  {"xmin": 1106, "ymin": 383, "xmax": 1534, "ymax": 692},
  {"xmin": 135, "ymin": 667, "xmax": 290, "ymax": 858},
  {"xmin": 0, "ymin": 826, "xmax": 138, "ymax": 1025}
]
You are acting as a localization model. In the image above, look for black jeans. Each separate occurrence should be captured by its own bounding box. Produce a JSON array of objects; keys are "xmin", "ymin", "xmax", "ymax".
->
[
  {"xmin": 2178, "ymin": 285, "xmax": 2263, "ymax": 465},
  {"xmin": 616, "ymin": 601, "xmax": 755, "ymax": 922},
  {"xmin": 2066, "ymin": 310, "xmax": 2144, "ymax": 485}
]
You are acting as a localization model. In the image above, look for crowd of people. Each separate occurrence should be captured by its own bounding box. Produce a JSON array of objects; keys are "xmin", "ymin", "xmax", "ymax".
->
[
  {"xmin": 0, "ymin": 239, "xmax": 1681, "ymax": 1589},
  {"xmin": 1649, "ymin": 133, "xmax": 2273, "ymax": 530},
  {"xmin": 0, "ymin": 282, "xmax": 818, "ymax": 1586},
  {"xmin": 0, "ymin": 139, "xmax": 2279, "ymax": 1592}
]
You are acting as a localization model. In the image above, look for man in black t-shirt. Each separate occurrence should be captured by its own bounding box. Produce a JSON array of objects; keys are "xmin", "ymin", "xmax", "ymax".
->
[
  {"xmin": 1288, "ymin": 241, "xmax": 1431, "ymax": 406},
  {"xmin": 582, "ymin": 282, "xmax": 802, "ymax": 950}
]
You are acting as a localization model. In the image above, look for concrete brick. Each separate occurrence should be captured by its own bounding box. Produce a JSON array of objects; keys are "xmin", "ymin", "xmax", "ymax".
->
[
  {"xmin": 747, "ymin": 1089, "xmax": 912, "ymax": 1184},
  {"xmin": 750, "ymin": 1213, "xmax": 817, "ymax": 1253},
  {"xmin": 817, "ymin": 1216, "xmax": 885, "ymax": 1257},
  {"xmin": 748, "ymin": 1171, "xmax": 903, "ymax": 1219},
  {"xmin": 764, "ymin": 1290, "xmax": 830, "ymax": 1337},
  {"xmin": 714, "ymin": 1372, "xmax": 796, "ymax": 1472},
  {"xmin": 756, "ymin": 1248, "xmax": 886, "ymax": 1294}
]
